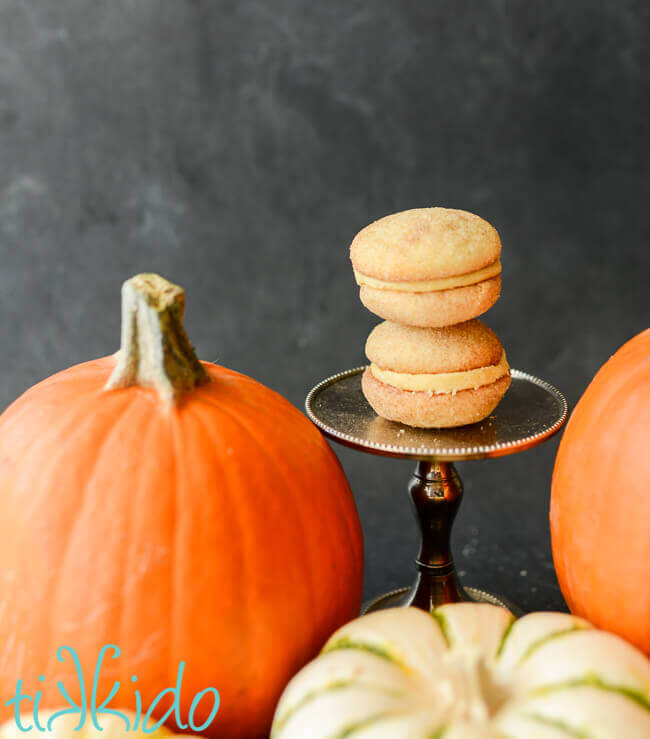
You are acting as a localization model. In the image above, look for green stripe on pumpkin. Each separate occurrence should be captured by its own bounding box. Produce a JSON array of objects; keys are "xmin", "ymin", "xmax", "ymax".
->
[
  {"xmin": 522, "ymin": 712, "xmax": 591, "ymax": 738},
  {"xmin": 531, "ymin": 673, "xmax": 650, "ymax": 712},
  {"xmin": 517, "ymin": 625, "xmax": 590, "ymax": 665},
  {"xmin": 272, "ymin": 681, "xmax": 350, "ymax": 733},
  {"xmin": 494, "ymin": 614, "xmax": 517, "ymax": 658},
  {"xmin": 431, "ymin": 610, "xmax": 451, "ymax": 647},
  {"xmin": 271, "ymin": 681, "xmax": 407, "ymax": 735},
  {"xmin": 331, "ymin": 712, "xmax": 446, "ymax": 738},
  {"xmin": 331, "ymin": 712, "xmax": 402, "ymax": 738},
  {"xmin": 324, "ymin": 637, "xmax": 404, "ymax": 666}
]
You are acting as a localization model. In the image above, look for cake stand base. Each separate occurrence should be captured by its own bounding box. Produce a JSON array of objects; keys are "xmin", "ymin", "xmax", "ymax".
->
[
  {"xmin": 305, "ymin": 367, "xmax": 567, "ymax": 617},
  {"xmin": 362, "ymin": 586, "xmax": 523, "ymax": 617}
]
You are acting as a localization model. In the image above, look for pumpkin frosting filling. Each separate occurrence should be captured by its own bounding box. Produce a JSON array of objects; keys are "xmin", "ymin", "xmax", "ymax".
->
[
  {"xmin": 354, "ymin": 260, "xmax": 501, "ymax": 293},
  {"xmin": 370, "ymin": 352, "xmax": 510, "ymax": 394}
]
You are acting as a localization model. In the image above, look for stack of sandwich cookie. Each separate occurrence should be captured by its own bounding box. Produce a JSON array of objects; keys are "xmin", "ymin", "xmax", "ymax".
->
[{"xmin": 350, "ymin": 207, "xmax": 511, "ymax": 428}]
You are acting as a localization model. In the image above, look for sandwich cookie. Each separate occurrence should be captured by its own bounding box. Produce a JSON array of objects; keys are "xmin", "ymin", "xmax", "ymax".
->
[
  {"xmin": 362, "ymin": 319, "xmax": 511, "ymax": 428},
  {"xmin": 350, "ymin": 207, "xmax": 502, "ymax": 327}
]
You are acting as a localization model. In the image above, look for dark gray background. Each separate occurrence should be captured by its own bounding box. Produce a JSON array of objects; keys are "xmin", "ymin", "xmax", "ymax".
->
[{"xmin": 1, "ymin": 1, "xmax": 648, "ymax": 612}]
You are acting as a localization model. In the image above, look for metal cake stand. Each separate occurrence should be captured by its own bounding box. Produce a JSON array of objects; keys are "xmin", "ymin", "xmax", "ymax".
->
[{"xmin": 305, "ymin": 368, "xmax": 568, "ymax": 616}]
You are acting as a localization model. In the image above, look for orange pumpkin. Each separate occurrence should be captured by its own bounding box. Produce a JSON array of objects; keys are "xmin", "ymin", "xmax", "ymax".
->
[
  {"xmin": 551, "ymin": 328, "xmax": 650, "ymax": 655},
  {"xmin": 0, "ymin": 274, "xmax": 363, "ymax": 737}
]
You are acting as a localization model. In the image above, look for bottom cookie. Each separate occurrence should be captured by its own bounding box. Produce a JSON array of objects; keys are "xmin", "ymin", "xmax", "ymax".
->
[{"xmin": 361, "ymin": 367, "xmax": 511, "ymax": 428}]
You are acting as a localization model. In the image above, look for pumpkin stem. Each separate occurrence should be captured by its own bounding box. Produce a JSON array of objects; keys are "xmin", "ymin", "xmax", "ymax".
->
[{"xmin": 105, "ymin": 273, "xmax": 208, "ymax": 405}]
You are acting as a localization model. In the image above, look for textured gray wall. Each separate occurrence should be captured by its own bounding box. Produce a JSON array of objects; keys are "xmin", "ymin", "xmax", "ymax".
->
[{"xmin": 1, "ymin": 1, "xmax": 649, "ymax": 611}]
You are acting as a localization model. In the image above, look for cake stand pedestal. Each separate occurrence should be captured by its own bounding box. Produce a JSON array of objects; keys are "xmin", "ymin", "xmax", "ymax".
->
[{"xmin": 305, "ymin": 368, "xmax": 567, "ymax": 616}]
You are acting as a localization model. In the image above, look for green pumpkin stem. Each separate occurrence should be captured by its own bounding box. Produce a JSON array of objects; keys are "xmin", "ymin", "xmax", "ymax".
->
[{"xmin": 105, "ymin": 273, "xmax": 209, "ymax": 405}]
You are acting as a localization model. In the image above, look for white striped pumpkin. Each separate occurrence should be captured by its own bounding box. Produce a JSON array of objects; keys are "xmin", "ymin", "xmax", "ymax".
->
[
  {"xmin": 272, "ymin": 603, "xmax": 650, "ymax": 738},
  {"xmin": 0, "ymin": 712, "xmax": 192, "ymax": 737}
]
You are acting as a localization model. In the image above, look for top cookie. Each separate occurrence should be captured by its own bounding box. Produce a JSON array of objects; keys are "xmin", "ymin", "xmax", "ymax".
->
[{"xmin": 350, "ymin": 207, "xmax": 501, "ymax": 281}]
